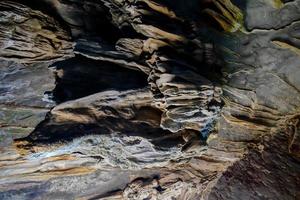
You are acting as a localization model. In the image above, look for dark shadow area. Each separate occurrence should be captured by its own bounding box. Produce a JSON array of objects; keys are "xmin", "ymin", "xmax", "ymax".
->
[
  {"xmin": 157, "ymin": 44, "xmax": 223, "ymax": 83},
  {"xmin": 50, "ymin": 55, "xmax": 148, "ymax": 103},
  {"xmin": 14, "ymin": 106, "xmax": 185, "ymax": 151},
  {"xmin": 232, "ymin": 0, "xmax": 247, "ymax": 11}
]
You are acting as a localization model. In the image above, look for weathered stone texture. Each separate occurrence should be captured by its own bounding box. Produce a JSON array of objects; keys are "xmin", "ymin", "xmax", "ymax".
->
[{"xmin": 0, "ymin": 0, "xmax": 299, "ymax": 199}]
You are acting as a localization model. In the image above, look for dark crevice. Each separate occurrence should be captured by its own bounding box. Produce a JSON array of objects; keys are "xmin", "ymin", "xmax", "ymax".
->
[
  {"xmin": 15, "ymin": 106, "xmax": 185, "ymax": 150},
  {"xmin": 50, "ymin": 55, "xmax": 148, "ymax": 103}
]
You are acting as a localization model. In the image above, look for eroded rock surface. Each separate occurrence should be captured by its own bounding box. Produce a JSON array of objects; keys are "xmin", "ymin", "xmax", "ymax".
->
[
  {"xmin": 0, "ymin": 0, "xmax": 299, "ymax": 199},
  {"xmin": 0, "ymin": 1, "xmax": 74, "ymax": 63}
]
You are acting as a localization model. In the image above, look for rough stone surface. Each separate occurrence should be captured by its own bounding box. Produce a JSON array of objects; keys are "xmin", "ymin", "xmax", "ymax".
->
[
  {"xmin": 0, "ymin": 0, "xmax": 299, "ymax": 199},
  {"xmin": 0, "ymin": 1, "xmax": 74, "ymax": 63}
]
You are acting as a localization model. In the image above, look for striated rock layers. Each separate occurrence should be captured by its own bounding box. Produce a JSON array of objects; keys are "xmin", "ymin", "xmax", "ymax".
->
[
  {"xmin": 0, "ymin": 0, "xmax": 300, "ymax": 199},
  {"xmin": 0, "ymin": 1, "xmax": 74, "ymax": 63}
]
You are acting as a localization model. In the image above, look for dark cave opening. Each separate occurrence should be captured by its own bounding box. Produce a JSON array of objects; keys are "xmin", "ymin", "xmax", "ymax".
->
[{"xmin": 49, "ymin": 55, "xmax": 149, "ymax": 103}]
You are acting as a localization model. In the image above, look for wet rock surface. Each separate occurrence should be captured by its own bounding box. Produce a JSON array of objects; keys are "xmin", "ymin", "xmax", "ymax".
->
[{"xmin": 0, "ymin": 0, "xmax": 300, "ymax": 199}]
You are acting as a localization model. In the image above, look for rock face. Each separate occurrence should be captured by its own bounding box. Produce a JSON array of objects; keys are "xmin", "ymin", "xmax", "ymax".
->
[
  {"xmin": 0, "ymin": 0, "xmax": 300, "ymax": 199},
  {"xmin": 0, "ymin": 1, "xmax": 74, "ymax": 63}
]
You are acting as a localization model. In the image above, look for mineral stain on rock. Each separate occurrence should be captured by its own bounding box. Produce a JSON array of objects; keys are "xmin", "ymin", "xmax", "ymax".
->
[{"xmin": 0, "ymin": 0, "xmax": 300, "ymax": 199}]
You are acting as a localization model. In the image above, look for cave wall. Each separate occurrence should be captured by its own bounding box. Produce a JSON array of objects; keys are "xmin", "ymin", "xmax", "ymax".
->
[{"xmin": 0, "ymin": 0, "xmax": 299, "ymax": 199}]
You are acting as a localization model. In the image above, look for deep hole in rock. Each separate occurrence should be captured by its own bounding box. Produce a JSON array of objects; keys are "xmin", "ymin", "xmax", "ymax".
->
[{"xmin": 50, "ymin": 55, "xmax": 148, "ymax": 103}]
